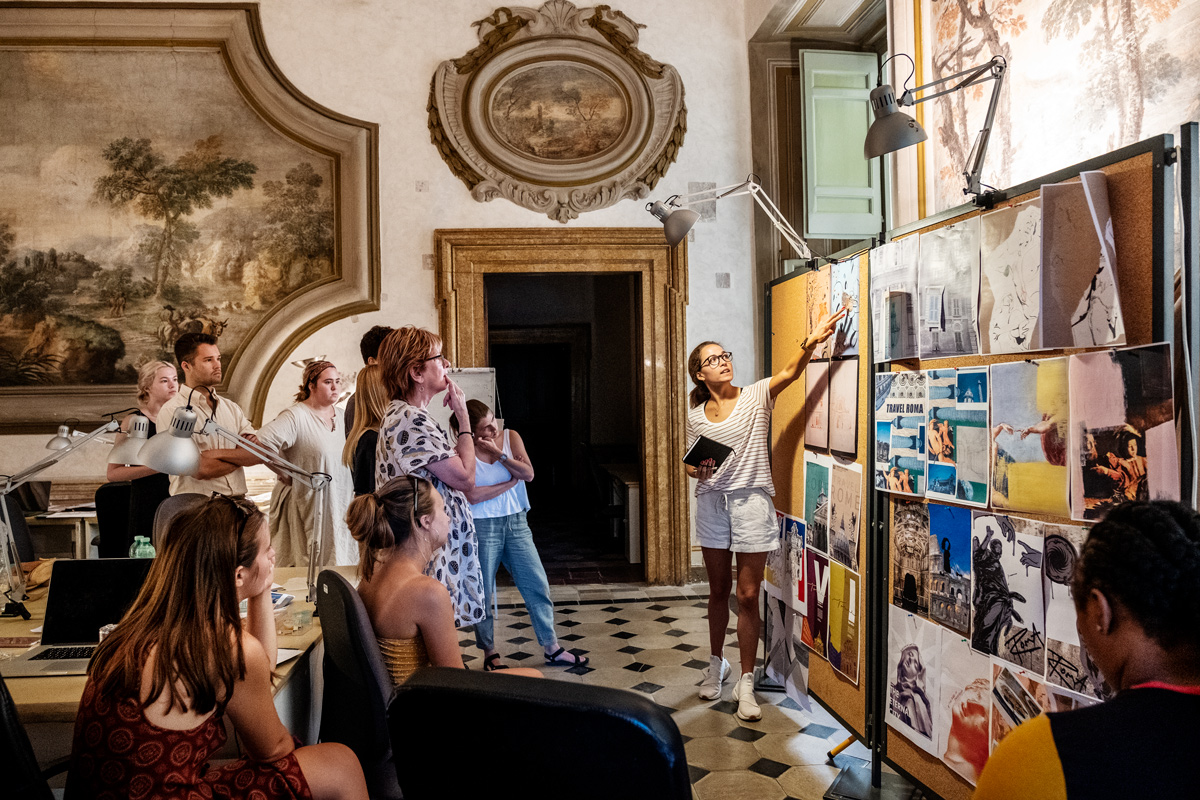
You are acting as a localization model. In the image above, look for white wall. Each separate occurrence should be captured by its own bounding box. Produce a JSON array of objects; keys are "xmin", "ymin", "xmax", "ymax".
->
[{"xmin": 0, "ymin": 0, "xmax": 760, "ymax": 480}]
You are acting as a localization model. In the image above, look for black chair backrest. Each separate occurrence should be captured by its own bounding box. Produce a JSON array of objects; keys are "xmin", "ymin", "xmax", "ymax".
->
[
  {"xmin": 94, "ymin": 481, "xmax": 132, "ymax": 558},
  {"xmin": 390, "ymin": 667, "xmax": 693, "ymax": 800},
  {"xmin": 316, "ymin": 569, "xmax": 401, "ymax": 800},
  {"xmin": 0, "ymin": 672, "xmax": 54, "ymax": 800},
  {"xmin": 1, "ymin": 496, "xmax": 36, "ymax": 564},
  {"xmin": 150, "ymin": 493, "xmax": 208, "ymax": 551}
]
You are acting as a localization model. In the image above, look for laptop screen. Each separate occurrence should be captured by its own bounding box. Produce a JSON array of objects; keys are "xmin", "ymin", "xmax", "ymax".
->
[{"xmin": 41, "ymin": 558, "xmax": 154, "ymax": 645}]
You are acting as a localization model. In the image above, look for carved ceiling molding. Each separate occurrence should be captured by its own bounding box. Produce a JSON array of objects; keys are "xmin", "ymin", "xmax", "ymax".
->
[{"xmin": 428, "ymin": 1, "xmax": 686, "ymax": 223}]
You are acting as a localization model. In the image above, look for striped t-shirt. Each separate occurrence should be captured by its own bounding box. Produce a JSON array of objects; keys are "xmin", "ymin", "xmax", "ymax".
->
[{"xmin": 686, "ymin": 377, "xmax": 775, "ymax": 496}]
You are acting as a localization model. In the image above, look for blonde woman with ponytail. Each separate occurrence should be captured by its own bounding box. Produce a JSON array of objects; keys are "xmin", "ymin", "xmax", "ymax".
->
[
  {"xmin": 686, "ymin": 307, "xmax": 846, "ymax": 722},
  {"xmin": 348, "ymin": 476, "xmax": 541, "ymax": 684}
]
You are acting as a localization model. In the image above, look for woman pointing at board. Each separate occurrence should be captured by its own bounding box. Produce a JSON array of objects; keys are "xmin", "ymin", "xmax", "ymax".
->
[{"xmin": 686, "ymin": 306, "xmax": 845, "ymax": 721}]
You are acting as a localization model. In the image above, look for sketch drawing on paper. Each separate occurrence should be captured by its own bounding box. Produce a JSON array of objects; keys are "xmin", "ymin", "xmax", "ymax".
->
[
  {"xmin": 971, "ymin": 512, "xmax": 1046, "ymax": 675},
  {"xmin": 980, "ymin": 199, "xmax": 1042, "ymax": 353},
  {"xmin": 829, "ymin": 358, "xmax": 858, "ymax": 456},
  {"xmin": 1042, "ymin": 522, "xmax": 1112, "ymax": 698},
  {"xmin": 927, "ymin": 502, "xmax": 971, "ymax": 638},
  {"xmin": 1068, "ymin": 343, "xmax": 1177, "ymax": 521},
  {"xmin": 828, "ymin": 461, "xmax": 862, "ymax": 571},
  {"xmin": 1041, "ymin": 173, "xmax": 1125, "ymax": 348},
  {"xmin": 991, "ymin": 358, "xmax": 1071, "ymax": 517},
  {"xmin": 869, "ymin": 238, "xmax": 919, "ymax": 362},
  {"xmin": 891, "ymin": 501, "xmax": 930, "ymax": 617},
  {"xmin": 805, "ymin": 360, "xmax": 830, "ymax": 450},
  {"xmin": 830, "ymin": 256, "xmax": 860, "ymax": 358},
  {"xmin": 764, "ymin": 511, "xmax": 788, "ymax": 599},
  {"xmin": 918, "ymin": 216, "xmax": 981, "ymax": 359},
  {"xmin": 937, "ymin": 628, "xmax": 991, "ymax": 786},
  {"xmin": 875, "ymin": 371, "xmax": 927, "ymax": 496},
  {"xmin": 806, "ymin": 264, "xmax": 831, "ymax": 360},
  {"xmin": 786, "ymin": 515, "xmax": 807, "ymax": 615}
]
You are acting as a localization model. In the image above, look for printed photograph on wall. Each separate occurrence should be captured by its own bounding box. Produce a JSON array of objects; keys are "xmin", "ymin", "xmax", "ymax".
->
[
  {"xmin": 869, "ymin": 237, "xmax": 919, "ymax": 362},
  {"xmin": 803, "ymin": 451, "xmax": 832, "ymax": 553},
  {"xmin": 1041, "ymin": 173, "xmax": 1125, "ymax": 349},
  {"xmin": 764, "ymin": 511, "xmax": 789, "ymax": 600},
  {"xmin": 1068, "ymin": 343, "xmax": 1177, "ymax": 521},
  {"xmin": 1042, "ymin": 522, "xmax": 1111, "ymax": 699},
  {"xmin": 786, "ymin": 515, "xmax": 807, "ymax": 615},
  {"xmin": 892, "ymin": 500, "xmax": 931, "ymax": 618},
  {"xmin": 886, "ymin": 605, "xmax": 940, "ymax": 755},
  {"xmin": 937, "ymin": 628, "xmax": 992, "ymax": 786},
  {"xmin": 919, "ymin": 0, "xmax": 1200, "ymax": 213},
  {"xmin": 925, "ymin": 368, "xmax": 959, "ymax": 502},
  {"xmin": 805, "ymin": 359, "xmax": 831, "ymax": 450},
  {"xmin": 0, "ymin": 48, "xmax": 337, "ymax": 390},
  {"xmin": 806, "ymin": 263, "xmax": 832, "ymax": 360},
  {"xmin": 980, "ymin": 198, "xmax": 1042, "ymax": 354},
  {"xmin": 918, "ymin": 216, "xmax": 981, "ymax": 359},
  {"xmin": 926, "ymin": 366, "xmax": 989, "ymax": 506},
  {"xmin": 828, "ymin": 561, "xmax": 860, "ymax": 685},
  {"xmin": 802, "ymin": 547, "xmax": 830, "ymax": 659},
  {"xmin": 990, "ymin": 662, "xmax": 1048, "ymax": 753},
  {"xmin": 928, "ymin": 502, "xmax": 971, "ymax": 638},
  {"xmin": 830, "ymin": 255, "xmax": 860, "ymax": 358},
  {"xmin": 875, "ymin": 371, "xmax": 927, "ymax": 495},
  {"xmin": 970, "ymin": 512, "xmax": 1045, "ymax": 675},
  {"xmin": 828, "ymin": 460, "xmax": 862, "ymax": 571},
  {"xmin": 829, "ymin": 357, "xmax": 859, "ymax": 456},
  {"xmin": 990, "ymin": 358, "xmax": 1071, "ymax": 517}
]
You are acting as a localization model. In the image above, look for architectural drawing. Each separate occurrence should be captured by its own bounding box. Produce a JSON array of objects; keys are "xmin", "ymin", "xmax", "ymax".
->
[
  {"xmin": 918, "ymin": 216, "xmax": 981, "ymax": 358},
  {"xmin": 892, "ymin": 500, "xmax": 931, "ymax": 617},
  {"xmin": 830, "ymin": 255, "xmax": 860, "ymax": 358},
  {"xmin": 869, "ymin": 237, "xmax": 919, "ymax": 362},
  {"xmin": 828, "ymin": 358, "xmax": 858, "ymax": 456},
  {"xmin": 804, "ymin": 359, "xmax": 830, "ymax": 450},
  {"xmin": 980, "ymin": 198, "xmax": 1042, "ymax": 353}
]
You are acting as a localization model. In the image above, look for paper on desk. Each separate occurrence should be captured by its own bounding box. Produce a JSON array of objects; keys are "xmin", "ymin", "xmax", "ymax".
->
[
  {"xmin": 30, "ymin": 625, "xmax": 42, "ymax": 633},
  {"xmin": 277, "ymin": 648, "xmax": 303, "ymax": 666},
  {"xmin": 282, "ymin": 577, "xmax": 309, "ymax": 593}
]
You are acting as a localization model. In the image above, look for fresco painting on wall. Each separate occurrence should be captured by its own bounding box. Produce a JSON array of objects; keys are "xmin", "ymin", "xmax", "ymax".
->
[
  {"xmin": 0, "ymin": 47, "xmax": 336, "ymax": 391},
  {"xmin": 918, "ymin": 0, "xmax": 1200, "ymax": 213}
]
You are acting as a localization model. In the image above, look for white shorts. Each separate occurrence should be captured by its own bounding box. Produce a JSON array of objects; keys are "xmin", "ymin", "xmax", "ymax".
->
[{"xmin": 696, "ymin": 487, "xmax": 779, "ymax": 553}]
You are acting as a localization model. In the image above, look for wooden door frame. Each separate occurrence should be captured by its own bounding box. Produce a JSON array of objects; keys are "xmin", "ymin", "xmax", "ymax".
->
[{"xmin": 434, "ymin": 228, "xmax": 689, "ymax": 585}]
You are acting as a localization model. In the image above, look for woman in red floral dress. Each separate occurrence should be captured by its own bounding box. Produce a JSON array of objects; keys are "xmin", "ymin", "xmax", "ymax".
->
[{"xmin": 66, "ymin": 494, "xmax": 367, "ymax": 800}]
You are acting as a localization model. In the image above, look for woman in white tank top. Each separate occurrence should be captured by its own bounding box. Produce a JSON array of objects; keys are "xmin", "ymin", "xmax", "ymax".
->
[{"xmin": 462, "ymin": 400, "xmax": 590, "ymax": 672}]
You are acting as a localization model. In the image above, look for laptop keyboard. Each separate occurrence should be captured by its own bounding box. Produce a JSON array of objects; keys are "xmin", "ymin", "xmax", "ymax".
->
[{"xmin": 30, "ymin": 646, "xmax": 95, "ymax": 661}]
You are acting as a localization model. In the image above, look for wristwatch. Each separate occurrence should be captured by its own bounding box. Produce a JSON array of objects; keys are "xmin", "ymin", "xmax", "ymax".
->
[{"xmin": 499, "ymin": 453, "xmax": 509, "ymax": 462}]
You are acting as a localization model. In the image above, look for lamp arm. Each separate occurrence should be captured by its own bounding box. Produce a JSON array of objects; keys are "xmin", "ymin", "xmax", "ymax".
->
[
  {"xmin": 962, "ymin": 66, "xmax": 1006, "ymax": 196},
  {"xmin": 666, "ymin": 180, "xmax": 757, "ymax": 207},
  {"xmin": 4, "ymin": 420, "xmax": 120, "ymax": 495},
  {"xmin": 899, "ymin": 57, "xmax": 1004, "ymax": 107},
  {"xmin": 747, "ymin": 184, "xmax": 814, "ymax": 260},
  {"xmin": 197, "ymin": 419, "xmax": 331, "ymax": 491}
]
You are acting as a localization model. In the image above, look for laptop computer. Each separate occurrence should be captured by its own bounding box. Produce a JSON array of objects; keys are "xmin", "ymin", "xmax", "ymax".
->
[{"xmin": 1, "ymin": 558, "xmax": 153, "ymax": 677}]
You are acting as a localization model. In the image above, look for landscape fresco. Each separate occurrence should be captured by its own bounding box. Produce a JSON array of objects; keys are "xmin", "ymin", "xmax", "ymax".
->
[{"xmin": 0, "ymin": 48, "xmax": 335, "ymax": 387}]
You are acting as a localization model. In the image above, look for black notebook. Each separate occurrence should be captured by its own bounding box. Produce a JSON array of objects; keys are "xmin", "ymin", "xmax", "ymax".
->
[{"xmin": 682, "ymin": 436, "xmax": 734, "ymax": 469}]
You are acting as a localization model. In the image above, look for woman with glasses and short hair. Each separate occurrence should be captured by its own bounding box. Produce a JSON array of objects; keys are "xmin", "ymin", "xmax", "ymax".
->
[
  {"xmin": 348, "ymin": 475, "xmax": 541, "ymax": 682},
  {"xmin": 374, "ymin": 326, "xmax": 485, "ymax": 629},
  {"xmin": 687, "ymin": 307, "xmax": 846, "ymax": 722},
  {"xmin": 67, "ymin": 494, "xmax": 368, "ymax": 800}
]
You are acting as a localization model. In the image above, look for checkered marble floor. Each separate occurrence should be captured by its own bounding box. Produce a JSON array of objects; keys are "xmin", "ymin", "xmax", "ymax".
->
[{"xmin": 458, "ymin": 582, "xmax": 879, "ymax": 800}]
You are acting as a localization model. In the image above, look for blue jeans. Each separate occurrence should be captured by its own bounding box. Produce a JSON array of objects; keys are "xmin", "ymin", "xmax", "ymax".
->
[{"xmin": 473, "ymin": 511, "xmax": 557, "ymax": 651}]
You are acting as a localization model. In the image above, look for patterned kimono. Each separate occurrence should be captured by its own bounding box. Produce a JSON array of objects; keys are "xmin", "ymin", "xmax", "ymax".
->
[{"xmin": 376, "ymin": 400, "xmax": 485, "ymax": 628}]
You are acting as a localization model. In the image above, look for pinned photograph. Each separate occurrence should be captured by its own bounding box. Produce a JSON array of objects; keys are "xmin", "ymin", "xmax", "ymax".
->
[
  {"xmin": 869, "ymin": 237, "xmax": 919, "ymax": 362},
  {"xmin": 805, "ymin": 359, "xmax": 831, "ymax": 450},
  {"xmin": 938, "ymin": 629, "xmax": 992, "ymax": 786},
  {"xmin": 990, "ymin": 358, "xmax": 1071, "ymax": 517},
  {"xmin": 828, "ymin": 461, "xmax": 862, "ymax": 571},
  {"xmin": 803, "ymin": 451, "xmax": 832, "ymax": 553},
  {"xmin": 886, "ymin": 605, "xmax": 940, "ymax": 755},
  {"xmin": 875, "ymin": 371, "xmax": 927, "ymax": 496},
  {"xmin": 830, "ymin": 255, "xmax": 861, "ymax": 358},
  {"xmin": 990, "ymin": 662, "xmax": 1049, "ymax": 752},
  {"xmin": 971, "ymin": 512, "xmax": 1045, "ymax": 675},
  {"xmin": 828, "ymin": 561, "xmax": 860, "ymax": 685},
  {"xmin": 829, "ymin": 358, "xmax": 859, "ymax": 456},
  {"xmin": 892, "ymin": 500, "xmax": 931, "ymax": 617},
  {"xmin": 918, "ymin": 216, "xmax": 981, "ymax": 359},
  {"xmin": 928, "ymin": 502, "xmax": 972, "ymax": 638}
]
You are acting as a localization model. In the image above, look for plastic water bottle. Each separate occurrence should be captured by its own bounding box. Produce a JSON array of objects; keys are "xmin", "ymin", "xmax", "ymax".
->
[{"xmin": 129, "ymin": 536, "xmax": 157, "ymax": 558}]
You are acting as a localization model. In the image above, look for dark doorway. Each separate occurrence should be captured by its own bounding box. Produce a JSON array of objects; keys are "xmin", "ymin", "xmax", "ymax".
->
[{"xmin": 485, "ymin": 273, "xmax": 642, "ymax": 584}]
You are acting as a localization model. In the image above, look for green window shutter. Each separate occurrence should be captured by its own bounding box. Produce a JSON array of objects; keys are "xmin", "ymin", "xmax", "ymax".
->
[{"xmin": 800, "ymin": 50, "xmax": 882, "ymax": 239}]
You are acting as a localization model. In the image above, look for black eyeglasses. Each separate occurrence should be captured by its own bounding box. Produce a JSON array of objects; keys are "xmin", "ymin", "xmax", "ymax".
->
[
  {"xmin": 702, "ymin": 351, "xmax": 733, "ymax": 368},
  {"xmin": 420, "ymin": 353, "xmax": 451, "ymax": 368}
]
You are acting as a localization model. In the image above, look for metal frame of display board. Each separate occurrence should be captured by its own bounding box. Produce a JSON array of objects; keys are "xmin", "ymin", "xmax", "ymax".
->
[{"xmin": 871, "ymin": 131, "xmax": 1184, "ymax": 800}]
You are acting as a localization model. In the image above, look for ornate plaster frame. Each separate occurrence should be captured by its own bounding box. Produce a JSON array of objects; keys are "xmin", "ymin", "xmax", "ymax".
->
[
  {"xmin": 434, "ymin": 227, "xmax": 691, "ymax": 584},
  {"xmin": 429, "ymin": 1, "xmax": 686, "ymax": 223},
  {"xmin": 0, "ymin": 3, "xmax": 380, "ymax": 431}
]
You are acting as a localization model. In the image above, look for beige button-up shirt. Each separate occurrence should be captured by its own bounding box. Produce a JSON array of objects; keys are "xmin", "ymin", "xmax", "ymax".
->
[{"xmin": 157, "ymin": 385, "xmax": 256, "ymax": 496}]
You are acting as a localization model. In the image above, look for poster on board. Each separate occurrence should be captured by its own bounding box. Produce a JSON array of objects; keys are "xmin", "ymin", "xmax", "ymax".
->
[
  {"xmin": 990, "ymin": 358, "xmax": 1071, "ymax": 517},
  {"xmin": 918, "ymin": 216, "xmax": 981, "ymax": 359},
  {"xmin": 927, "ymin": 502, "xmax": 972, "ymax": 638},
  {"xmin": 886, "ymin": 605, "xmax": 940, "ymax": 755},
  {"xmin": 802, "ymin": 547, "xmax": 830, "ymax": 659},
  {"xmin": 979, "ymin": 198, "xmax": 1042, "ymax": 354},
  {"xmin": 892, "ymin": 500, "xmax": 931, "ymax": 618},
  {"xmin": 827, "ymin": 561, "xmax": 860, "ymax": 685},
  {"xmin": 806, "ymin": 263, "xmax": 832, "ymax": 360},
  {"xmin": 869, "ymin": 237, "xmax": 919, "ymax": 362},
  {"xmin": 803, "ymin": 451, "xmax": 832, "ymax": 553},
  {"xmin": 875, "ymin": 371, "xmax": 927, "ymax": 496},
  {"xmin": 831, "ymin": 255, "xmax": 860, "ymax": 358},
  {"xmin": 786, "ymin": 515, "xmax": 807, "ymax": 615},
  {"xmin": 828, "ymin": 460, "xmax": 862, "ymax": 571},
  {"xmin": 829, "ymin": 358, "xmax": 859, "ymax": 456},
  {"xmin": 937, "ymin": 629, "xmax": 992, "ymax": 786},
  {"xmin": 970, "ymin": 512, "xmax": 1046, "ymax": 675},
  {"xmin": 805, "ymin": 359, "xmax": 831, "ymax": 450}
]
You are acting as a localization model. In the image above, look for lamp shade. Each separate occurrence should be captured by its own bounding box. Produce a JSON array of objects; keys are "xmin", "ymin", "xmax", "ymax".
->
[
  {"xmin": 647, "ymin": 200, "xmax": 700, "ymax": 246},
  {"xmin": 45, "ymin": 424, "xmax": 73, "ymax": 450},
  {"xmin": 864, "ymin": 84, "xmax": 928, "ymax": 159},
  {"xmin": 138, "ymin": 406, "xmax": 201, "ymax": 476},
  {"xmin": 107, "ymin": 414, "xmax": 150, "ymax": 465}
]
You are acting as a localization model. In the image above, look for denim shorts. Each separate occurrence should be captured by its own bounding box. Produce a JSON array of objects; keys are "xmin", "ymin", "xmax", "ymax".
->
[{"xmin": 695, "ymin": 487, "xmax": 779, "ymax": 553}]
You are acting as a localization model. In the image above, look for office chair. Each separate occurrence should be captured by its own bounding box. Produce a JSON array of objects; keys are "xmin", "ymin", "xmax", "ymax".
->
[
  {"xmin": 316, "ymin": 570, "xmax": 401, "ymax": 800},
  {"xmin": 0, "ymin": 671, "xmax": 63, "ymax": 800},
  {"xmin": 150, "ymin": 493, "xmax": 208, "ymax": 550},
  {"xmin": 94, "ymin": 481, "xmax": 133, "ymax": 558},
  {"xmin": 390, "ymin": 667, "xmax": 693, "ymax": 800}
]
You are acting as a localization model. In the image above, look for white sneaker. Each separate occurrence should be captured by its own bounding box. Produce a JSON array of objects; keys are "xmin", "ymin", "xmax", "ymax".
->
[
  {"xmin": 732, "ymin": 672, "xmax": 762, "ymax": 721},
  {"xmin": 698, "ymin": 655, "xmax": 730, "ymax": 700}
]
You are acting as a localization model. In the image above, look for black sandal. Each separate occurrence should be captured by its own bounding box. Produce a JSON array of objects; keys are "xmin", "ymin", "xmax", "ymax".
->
[
  {"xmin": 544, "ymin": 647, "xmax": 589, "ymax": 667},
  {"xmin": 483, "ymin": 653, "xmax": 509, "ymax": 672}
]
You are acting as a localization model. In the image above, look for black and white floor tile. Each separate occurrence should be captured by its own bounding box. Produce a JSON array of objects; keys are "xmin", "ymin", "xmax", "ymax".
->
[{"xmin": 458, "ymin": 582, "xmax": 885, "ymax": 800}]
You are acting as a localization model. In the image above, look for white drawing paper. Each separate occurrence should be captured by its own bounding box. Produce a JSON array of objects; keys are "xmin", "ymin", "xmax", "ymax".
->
[
  {"xmin": 980, "ymin": 198, "xmax": 1042, "ymax": 353},
  {"xmin": 869, "ymin": 237, "xmax": 919, "ymax": 362},
  {"xmin": 918, "ymin": 216, "xmax": 981, "ymax": 359}
]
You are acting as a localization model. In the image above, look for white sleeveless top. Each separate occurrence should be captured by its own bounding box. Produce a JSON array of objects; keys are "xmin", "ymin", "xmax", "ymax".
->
[{"xmin": 468, "ymin": 430, "xmax": 530, "ymax": 519}]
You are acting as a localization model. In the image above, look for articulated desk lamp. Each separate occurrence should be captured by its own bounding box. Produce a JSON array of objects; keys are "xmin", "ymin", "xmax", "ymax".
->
[
  {"xmin": 646, "ymin": 176, "xmax": 816, "ymax": 263},
  {"xmin": 864, "ymin": 53, "xmax": 1007, "ymax": 200},
  {"xmin": 1, "ymin": 420, "xmax": 121, "ymax": 618},
  {"xmin": 137, "ymin": 391, "xmax": 331, "ymax": 603}
]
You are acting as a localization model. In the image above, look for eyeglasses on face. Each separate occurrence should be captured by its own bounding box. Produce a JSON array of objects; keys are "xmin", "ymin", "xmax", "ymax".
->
[
  {"xmin": 702, "ymin": 351, "xmax": 733, "ymax": 368},
  {"xmin": 420, "ymin": 353, "xmax": 451, "ymax": 368}
]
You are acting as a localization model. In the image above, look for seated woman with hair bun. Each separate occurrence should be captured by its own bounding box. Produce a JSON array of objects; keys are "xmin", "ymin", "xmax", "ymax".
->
[
  {"xmin": 974, "ymin": 500, "xmax": 1200, "ymax": 800},
  {"xmin": 348, "ymin": 475, "xmax": 541, "ymax": 683}
]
